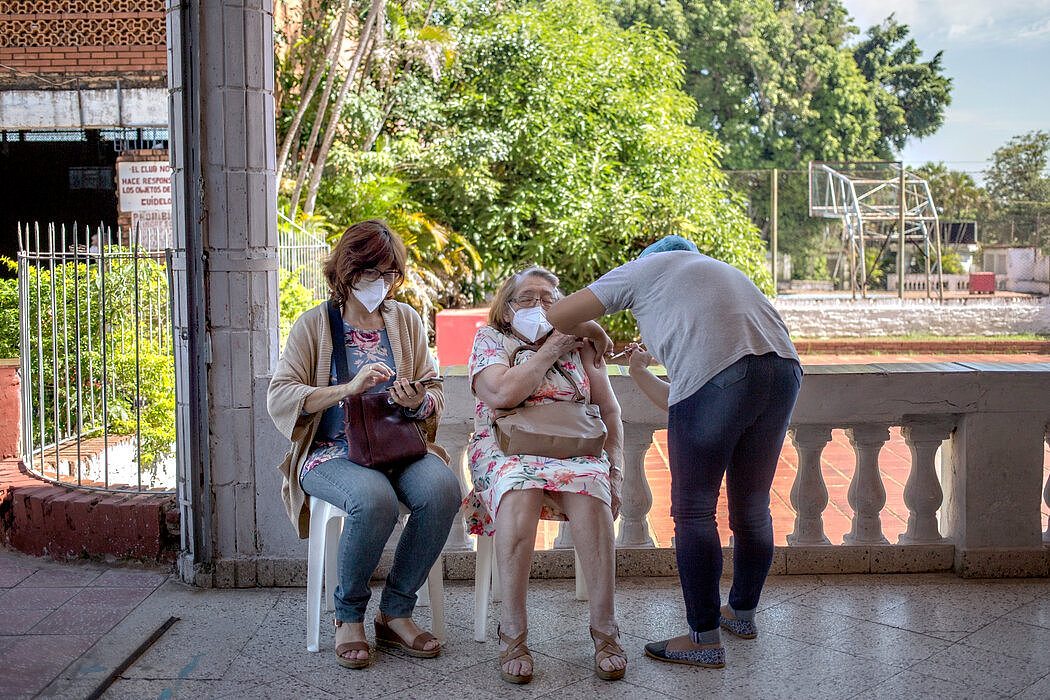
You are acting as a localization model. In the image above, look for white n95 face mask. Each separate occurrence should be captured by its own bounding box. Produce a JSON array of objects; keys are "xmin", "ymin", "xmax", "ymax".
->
[
  {"xmin": 511, "ymin": 306, "xmax": 553, "ymax": 342},
  {"xmin": 352, "ymin": 277, "xmax": 389, "ymax": 313}
]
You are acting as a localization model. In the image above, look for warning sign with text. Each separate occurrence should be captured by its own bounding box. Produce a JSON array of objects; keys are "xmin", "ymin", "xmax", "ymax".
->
[{"xmin": 117, "ymin": 160, "xmax": 173, "ymax": 213}]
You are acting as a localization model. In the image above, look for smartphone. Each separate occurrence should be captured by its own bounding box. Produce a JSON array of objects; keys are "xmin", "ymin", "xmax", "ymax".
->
[{"xmin": 388, "ymin": 376, "xmax": 443, "ymax": 391}]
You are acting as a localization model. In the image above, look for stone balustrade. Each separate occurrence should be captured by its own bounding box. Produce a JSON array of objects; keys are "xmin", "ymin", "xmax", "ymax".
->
[{"xmin": 438, "ymin": 361, "xmax": 1050, "ymax": 577}]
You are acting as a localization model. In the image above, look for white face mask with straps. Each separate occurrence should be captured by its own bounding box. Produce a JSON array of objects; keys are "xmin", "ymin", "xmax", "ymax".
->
[
  {"xmin": 511, "ymin": 306, "xmax": 554, "ymax": 343},
  {"xmin": 352, "ymin": 277, "xmax": 389, "ymax": 313}
]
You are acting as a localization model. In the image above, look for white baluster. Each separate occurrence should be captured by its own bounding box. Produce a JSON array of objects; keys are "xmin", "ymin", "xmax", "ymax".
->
[
  {"xmin": 553, "ymin": 521, "xmax": 574, "ymax": 549},
  {"xmin": 844, "ymin": 424, "xmax": 890, "ymax": 545},
  {"xmin": 616, "ymin": 424, "xmax": 657, "ymax": 548},
  {"xmin": 787, "ymin": 425, "xmax": 832, "ymax": 545},
  {"xmin": 1043, "ymin": 432, "xmax": 1050, "ymax": 544},
  {"xmin": 900, "ymin": 419, "xmax": 954, "ymax": 544},
  {"xmin": 439, "ymin": 423, "xmax": 474, "ymax": 551}
]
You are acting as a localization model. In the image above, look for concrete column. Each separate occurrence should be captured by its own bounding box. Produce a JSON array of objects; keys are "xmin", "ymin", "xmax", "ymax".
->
[
  {"xmin": 169, "ymin": 0, "xmax": 278, "ymax": 586},
  {"xmin": 945, "ymin": 411, "xmax": 1048, "ymax": 576}
]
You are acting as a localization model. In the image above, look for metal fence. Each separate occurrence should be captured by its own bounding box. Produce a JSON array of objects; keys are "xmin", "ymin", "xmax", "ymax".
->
[
  {"xmin": 278, "ymin": 210, "xmax": 329, "ymax": 300},
  {"xmin": 16, "ymin": 222, "xmax": 176, "ymax": 492}
]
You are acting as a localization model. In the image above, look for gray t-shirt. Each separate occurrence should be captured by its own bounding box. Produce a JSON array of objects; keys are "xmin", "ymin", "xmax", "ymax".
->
[{"xmin": 588, "ymin": 251, "xmax": 799, "ymax": 406}]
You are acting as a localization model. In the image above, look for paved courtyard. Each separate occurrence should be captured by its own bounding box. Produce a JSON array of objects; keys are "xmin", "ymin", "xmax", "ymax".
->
[{"xmin": 2, "ymin": 550, "xmax": 1050, "ymax": 698}]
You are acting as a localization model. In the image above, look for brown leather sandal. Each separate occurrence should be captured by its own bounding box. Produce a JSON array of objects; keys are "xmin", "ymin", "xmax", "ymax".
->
[
  {"xmin": 333, "ymin": 620, "xmax": 372, "ymax": 669},
  {"xmin": 373, "ymin": 612, "xmax": 441, "ymax": 658},
  {"xmin": 497, "ymin": 625, "xmax": 534, "ymax": 685},
  {"xmin": 590, "ymin": 627, "xmax": 627, "ymax": 681}
]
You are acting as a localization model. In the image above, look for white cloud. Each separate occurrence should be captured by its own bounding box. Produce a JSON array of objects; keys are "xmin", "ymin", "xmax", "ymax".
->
[
  {"xmin": 1018, "ymin": 17, "xmax": 1050, "ymax": 39},
  {"xmin": 842, "ymin": 0, "xmax": 1050, "ymax": 44}
]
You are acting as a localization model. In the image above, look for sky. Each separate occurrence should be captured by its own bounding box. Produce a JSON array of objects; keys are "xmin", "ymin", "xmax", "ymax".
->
[{"xmin": 840, "ymin": 0, "xmax": 1050, "ymax": 181}]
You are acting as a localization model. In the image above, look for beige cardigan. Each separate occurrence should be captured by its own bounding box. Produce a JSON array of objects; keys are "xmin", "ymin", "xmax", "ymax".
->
[{"xmin": 267, "ymin": 300, "xmax": 448, "ymax": 539}]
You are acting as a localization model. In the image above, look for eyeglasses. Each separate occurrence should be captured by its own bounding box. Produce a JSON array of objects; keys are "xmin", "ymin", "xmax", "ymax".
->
[
  {"xmin": 358, "ymin": 269, "xmax": 401, "ymax": 284},
  {"xmin": 512, "ymin": 294, "xmax": 557, "ymax": 308}
]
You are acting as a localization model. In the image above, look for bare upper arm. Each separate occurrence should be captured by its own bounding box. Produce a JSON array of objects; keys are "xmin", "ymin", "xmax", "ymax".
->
[
  {"xmin": 472, "ymin": 363, "xmax": 511, "ymax": 407},
  {"xmin": 581, "ymin": 344, "xmax": 618, "ymax": 417},
  {"xmin": 547, "ymin": 288, "xmax": 606, "ymax": 333}
]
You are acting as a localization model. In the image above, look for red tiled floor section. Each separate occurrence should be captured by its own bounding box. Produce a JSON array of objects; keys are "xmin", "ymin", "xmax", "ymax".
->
[{"xmin": 0, "ymin": 552, "xmax": 169, "ymax": 698}]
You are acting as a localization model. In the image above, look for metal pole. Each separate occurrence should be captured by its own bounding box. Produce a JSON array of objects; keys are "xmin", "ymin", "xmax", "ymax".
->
[
  {"xmin": 34, "ymin": 224, "xmax": 46, "ymax": 474},
  {"xmin": 924, "ymin": 226, "xmax": 932, "ymax": 300},
  {"xmin": 847, "ymin": 222, "xmax": 857, "ymax": 301},
  {"xmin": 898, "ymin": 164, "xmax": 906, "ymax": 299},
  {"xmin": 133, "ymin": 225, "xmax": 143, "ymax": 490},
  {"xmin": 100, "ymin": 227, "xmax": 110, "ymax": 488},
  {"xmin": 172, "ymin": 0, "xmax": 215, "ymax": 568},
  {"xmin": 933, "ymin": 218, "xmax": 945, "ymax": 303},
  {"xmin": 17, "ymin": 226, "xmax": 35, "ymax": 474},
  {"xmin": 48, "ymin": 225, "xmax": 61, "ymax": 479},
  {"xmin": 771, "ymin": 168, "xmax": 778, "ymax": 295},
  {"xmin": 73, "ymin": 223, "xmax": 83, "ymax": 485}
]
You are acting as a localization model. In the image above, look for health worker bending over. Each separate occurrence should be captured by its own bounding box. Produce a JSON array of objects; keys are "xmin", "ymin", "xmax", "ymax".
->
[{"xmin": 547, "ymin": 236, "xmax": 801, "ymax": 669}]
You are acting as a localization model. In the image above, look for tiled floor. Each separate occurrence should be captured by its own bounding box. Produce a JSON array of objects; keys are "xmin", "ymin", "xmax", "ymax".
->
[
  {"xmin": 1, "ymin": 547, "xmax": 1040, "ymax": 699},
  {"xmin": 0, "ymin": 552, "xmax": 169, "ymax": 698}
]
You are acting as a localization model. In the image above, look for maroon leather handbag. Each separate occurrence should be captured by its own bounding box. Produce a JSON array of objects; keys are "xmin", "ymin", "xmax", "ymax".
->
[{"xmin": 327, "ymin": 302, "xmax": 427, "ymax": 475}]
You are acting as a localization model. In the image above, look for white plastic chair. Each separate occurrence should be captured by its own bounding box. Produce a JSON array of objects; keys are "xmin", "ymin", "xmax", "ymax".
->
[
  {"xmin": 306, "ymin": 496, "xmax": 445, "ymax": 652},
  {"xmin": 473, "ymin": 533, "xmax": 587, "ymax": 642}
]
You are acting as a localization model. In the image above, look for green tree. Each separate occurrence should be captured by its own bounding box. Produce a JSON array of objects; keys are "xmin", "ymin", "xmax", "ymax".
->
[
  {"xmin": 983, "ymin": 131, "xmax": 1050, "ymax": 248},
  {"xmin": 986, "ymin": 131, "xmax": 1050, "ymax": 205},
  {"xmin": 411, "ymin": 0, "xmax": 770, "ymax": 297},
  {"xmin": 611, "ymin": 0, "xmax": 885, "ymax": 168},
  {"xmin": 611, "ymin": 1, "xmax": 952, "ymax": 281},
  {"xmin": 852, "ymin": 16, "xmax": 952, "ymax": 157},
  {"xmin": 914, "ymin": 163, "xmax": 988, "ymax": 221}
]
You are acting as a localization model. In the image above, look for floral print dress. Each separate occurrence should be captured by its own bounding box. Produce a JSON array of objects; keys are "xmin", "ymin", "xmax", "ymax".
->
[
  {"xmin": 463, "ymin": 325, "xmax": 612, "ymax": 536},
  {"xmin": 300, "ymin": 322, "xmax": 434, "ymax": 482}
]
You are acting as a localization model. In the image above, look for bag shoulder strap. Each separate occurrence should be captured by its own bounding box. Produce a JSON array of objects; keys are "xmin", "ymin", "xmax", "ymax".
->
[
  {"xmin": 507, "ymin": 342, "xmax": 585, "ymax": 403},
  {"xmin": 326, "ymin": 301, "xmax": 351, "ymax": 384}
]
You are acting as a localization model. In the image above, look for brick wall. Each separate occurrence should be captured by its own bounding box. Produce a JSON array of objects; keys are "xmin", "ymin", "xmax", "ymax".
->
[
  {"xmin": 0, "ymin": 457, "xmax": 179, "ymax": 562},
  {"xmin": 0, "ymin": 1, "xmax": 166, "ymax": 88}
]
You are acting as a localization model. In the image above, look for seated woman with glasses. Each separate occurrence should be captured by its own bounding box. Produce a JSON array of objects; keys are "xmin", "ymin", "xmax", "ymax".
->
[
  {"xmin": 463, "ymin": 266, "xmax": 627, "ymax": 684},
  {"xmin": 267, "ymin": 219, "xmax": 461, "ymax": 669}
]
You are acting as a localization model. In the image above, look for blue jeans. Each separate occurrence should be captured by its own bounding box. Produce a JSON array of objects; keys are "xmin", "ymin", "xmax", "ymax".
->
[
  {"xmin": 667, "ymin": 352, "xmax": 801, "ymax": 635},
  {"xmin": 300, "ymin": 454, "xmax": 462, "ymax": 623}
]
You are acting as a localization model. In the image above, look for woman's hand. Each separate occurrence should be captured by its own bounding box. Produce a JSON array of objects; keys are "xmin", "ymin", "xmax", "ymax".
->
[
  {"xmin": 625, "ymin": 343, "xmax": 654, "ymax": 375},
  {"xmin": 388, "ymin": 370, "xmax": 435, "ymax": 410},
  {"xmin": 540, "ymin": 330, "xmax": 583, "ymax": 360},
  {"xmin": 578, "ymin": 322, "xmax": 613, "ymax": 366},
  {"xmin": 348, "ymin": 361, "xmax": 394, "ymax": 396}
]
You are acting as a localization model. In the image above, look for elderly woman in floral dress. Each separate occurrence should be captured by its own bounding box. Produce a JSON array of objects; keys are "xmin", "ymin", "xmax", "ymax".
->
[{"xmin": 463, "ymin": 266, "xmax": 627, "ymax": 685}]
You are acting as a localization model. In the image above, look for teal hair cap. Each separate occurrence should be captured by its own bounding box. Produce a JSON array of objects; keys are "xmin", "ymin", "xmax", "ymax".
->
[{"xmin": 638, "ymin": 235, "xmax": 699, "ymax": 258}]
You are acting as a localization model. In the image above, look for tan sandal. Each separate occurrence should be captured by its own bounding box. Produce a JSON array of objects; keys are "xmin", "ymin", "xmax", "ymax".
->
[
  {"xmin": 590, "ymin": 627, "xmax": 626, "ymax": 681},
  {"xmin": 334, "ymin": 620, "xmax": 372, "ymax": 669},
  {"xmin": 374, "ymin": 612, "xmax": 441, "ymax": 658},
  {"xmin": 497, "ymin": 625, "xmax": 534, "ymax": 685}
]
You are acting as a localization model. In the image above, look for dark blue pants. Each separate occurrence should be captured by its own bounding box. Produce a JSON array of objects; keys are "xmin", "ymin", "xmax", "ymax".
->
[{"xmin": 667, "ymin": 352, "xmax": 801, "ymax": 634}]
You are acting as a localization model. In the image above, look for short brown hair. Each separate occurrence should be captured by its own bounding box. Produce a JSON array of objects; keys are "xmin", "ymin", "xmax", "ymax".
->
[
  {"xmin": 487, "ymin": 265, "xmax": 561, "ymax": 334},
  {"xmin": 323, "ymin": 219, "xmax": 407, "ymax": 307}
]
